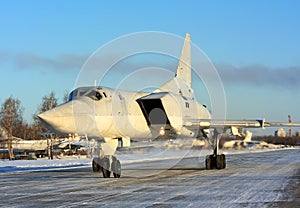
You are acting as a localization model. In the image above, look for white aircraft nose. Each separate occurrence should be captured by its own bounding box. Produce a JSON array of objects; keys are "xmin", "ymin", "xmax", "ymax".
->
[
  {"xmin": 37, "ymin": 99, "xmax": 101, "ymax": 136},
  {"xmin": 37, "ymin": 102, "xmax": 76, "ymax": 134}
]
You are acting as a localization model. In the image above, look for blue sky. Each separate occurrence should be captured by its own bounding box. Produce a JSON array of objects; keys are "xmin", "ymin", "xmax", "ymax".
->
[{"xmin": 0, "ymin": 0, "xmax": 299, "ymax": 135}]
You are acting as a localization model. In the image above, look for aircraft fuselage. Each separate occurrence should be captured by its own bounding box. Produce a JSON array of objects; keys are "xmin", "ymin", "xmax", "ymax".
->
[{"xmin": 38, "ymin": 86, "xmax": 211, "ymax": 140}]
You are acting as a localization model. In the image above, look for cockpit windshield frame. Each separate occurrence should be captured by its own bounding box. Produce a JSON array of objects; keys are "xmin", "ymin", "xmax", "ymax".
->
[
  {"xmin": 67, "ymin": 87, "xmax": 106, "ymax": 102},
  {"xmin": 85, "ymin": 90, "xmax": 102, "ymax": 101}
]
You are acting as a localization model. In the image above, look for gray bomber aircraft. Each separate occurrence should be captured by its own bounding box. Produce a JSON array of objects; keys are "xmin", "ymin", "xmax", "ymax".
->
[{"xmin": 38, "ymin": 34, "xmax": 300, "ymax": 178}]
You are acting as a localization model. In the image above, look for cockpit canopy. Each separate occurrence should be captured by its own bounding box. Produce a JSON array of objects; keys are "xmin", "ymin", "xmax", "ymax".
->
[{"xmin": 67, "ymin": 87, "xmax": 108, "ymax": 102}]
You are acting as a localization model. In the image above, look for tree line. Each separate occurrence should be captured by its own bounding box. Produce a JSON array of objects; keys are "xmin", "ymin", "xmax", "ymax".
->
[{"xmin": 0, "ymin": 91, "xmax": 68, "ymax": 159}]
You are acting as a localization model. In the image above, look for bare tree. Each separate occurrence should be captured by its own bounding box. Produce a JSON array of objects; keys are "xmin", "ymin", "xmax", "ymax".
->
[
  {"xmin": 0, "ymin": 97, "xmax": 23, "ymax": 160},
  {"xmin": 39, "ymin": 91, "xmax": 58, "ymax": 113},
  {"xmin": 34, "ymin": 91, "xmax": 59, "ymax": 159},
  {"xmin": 34, "ymin": 91, "xmax": 58, "ymax": 130},
  {"xmin": 63, "ymin": 90, "xmax": 69, "ymax": 104}
]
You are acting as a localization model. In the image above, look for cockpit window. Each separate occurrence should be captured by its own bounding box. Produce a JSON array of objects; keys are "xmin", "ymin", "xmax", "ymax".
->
[
  {"xmin": 67, "ymin": 88, "xmax": 105, "ymax": 102},
  {"xmin": 95, "ymin": 92, "xmax": 102, "ymax": 100},
  {"xmin": 85, "ymin": 90, "xmax": 102, "ymax": 101},
  {"xmin": 67, "ymin": 90, "xmax": 75, "ymax": 102}
]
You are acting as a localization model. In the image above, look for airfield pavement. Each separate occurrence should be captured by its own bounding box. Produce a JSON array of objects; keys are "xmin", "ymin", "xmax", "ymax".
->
[{"xmin": 0, "ymin": 148, "xmax": 299, "ymax": 207}]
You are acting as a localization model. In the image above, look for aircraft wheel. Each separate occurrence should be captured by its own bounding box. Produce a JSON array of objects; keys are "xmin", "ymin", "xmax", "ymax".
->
[
  {"xmin": 205, "ymin": 155, "xmax": 216, "ymax": 170},
  {"xmin": 216, "ymin": 154, "xmax": 226, "ymax": 169},
  {"xmin": 205, "ymin": 155, "xmax": 212, "ymax": 170},
  {"xmin": 102, "ymin": 157, "xmax": 111, "ymax": 178},
  {"xmin": 112, "ymin": 158, "xmax": 121, "ymax": 178},
  {"xmin": 92, "ymin": 157, "xmax": 101, "ymax": 172}
]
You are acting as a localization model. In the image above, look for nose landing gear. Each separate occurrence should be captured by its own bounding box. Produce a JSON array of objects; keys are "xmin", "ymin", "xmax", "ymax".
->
[{"xmin": 92, "ymin": 156, "xmax": 121, "ymax": 178}]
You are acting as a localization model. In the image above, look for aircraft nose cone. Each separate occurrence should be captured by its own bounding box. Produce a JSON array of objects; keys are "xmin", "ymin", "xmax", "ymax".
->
[
  {"xmin": 37, "ymin": 111, "xmax": 59, "ymax": 128},
  {"xmin": 37, "ymin": 112, "xmax": 48, "ymax": 123},
  {"xmin": 37, "ymin": 100, "xmax": 100, "ymax": 136},
  {"xmin": 37, "ymin": 102, "xmax": 76, "ymax": 134}
]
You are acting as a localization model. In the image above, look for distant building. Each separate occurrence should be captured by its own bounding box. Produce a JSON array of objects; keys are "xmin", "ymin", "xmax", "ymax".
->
[
  {"xmin": 0, "ymin": 149, "xmax": 9, "ymax": 159},
  {"xmin": 275, "ymin": 128, "xmax": 286, "ymax": 137}
]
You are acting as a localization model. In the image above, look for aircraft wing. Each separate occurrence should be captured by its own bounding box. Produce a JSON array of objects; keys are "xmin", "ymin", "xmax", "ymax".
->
[{"xmin": 185, "ymin": 119, "xmax": 300, "ymax": 129}]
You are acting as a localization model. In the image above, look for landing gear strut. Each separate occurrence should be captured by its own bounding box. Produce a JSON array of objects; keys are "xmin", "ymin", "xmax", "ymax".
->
[
  {"xmin": 92, "ymin": 156, "xmax": 121, "ymax": 178},
  {"xmin": 205, "ymin": 129, "xmax": 226, "ymax": 170}
]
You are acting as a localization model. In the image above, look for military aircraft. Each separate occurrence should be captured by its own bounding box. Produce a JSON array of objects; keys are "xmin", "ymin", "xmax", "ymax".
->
[{"xmin": 38, "ymin": 34, "xmax": 300, "ymax": 178}]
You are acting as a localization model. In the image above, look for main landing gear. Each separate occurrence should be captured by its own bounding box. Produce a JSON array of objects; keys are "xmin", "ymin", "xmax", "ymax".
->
[
  {"xmin": 205, "ymin": 129, "xmax": 226, "ymax": 170},
  {"xmin": 92, "ymin": 156, "xmax": 121, "ymax": 178},
  {"xmin": 205, "ymin": 152, "xmax": 226, "ymax": 169}
]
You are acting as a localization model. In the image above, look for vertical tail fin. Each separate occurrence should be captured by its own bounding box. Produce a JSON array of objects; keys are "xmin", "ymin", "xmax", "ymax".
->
[
  {"xmin": 175, "ymin": 33, "xmax": 191, "ymax": 87},
  {"xmin": 157, "ymin": 33, "xmax": 194, "ymax": 98}
]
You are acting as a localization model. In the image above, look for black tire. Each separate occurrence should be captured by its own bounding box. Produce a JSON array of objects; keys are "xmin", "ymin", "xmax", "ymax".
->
[
  {"xmin": 205, "ymin": 155, "xmax": 212, "ymax": 170},
  {"xmin": 222, "ymin": 154, "xmax": 226, "ymax": 169},
  {"xmin": 206, "ymin": 155, "xmax": 217, "ymax": 170},
  {"xmin": 216, "ymin": 154, "xmax": 226, "ymax": 169},
  {"xmin": 92, "ymin": 157, "xmax": 100, "ymax": 172},
  {"xmin": 102, "ymin": 157, "xmax": 111, "ymax": 178},
  {"xmin": 112, "ymin": 159, "xmax": 121, "ymax": 178}
]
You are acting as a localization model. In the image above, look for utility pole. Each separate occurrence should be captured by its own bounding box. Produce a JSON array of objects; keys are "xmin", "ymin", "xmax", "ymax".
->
[
  {"xmin": 45, "ymin": 133, "xmax": 53, "ymax": 160},
  {"xmin": 68, "ymin": 134, "xmax": 73, "ymax": 156},
  {"xmin": 288, "ymin": 115, "xmax": 292, "ymax": 137},
  {"xmin": 50, "ymin": 134, "xmax": 53, "ymax": 160}
]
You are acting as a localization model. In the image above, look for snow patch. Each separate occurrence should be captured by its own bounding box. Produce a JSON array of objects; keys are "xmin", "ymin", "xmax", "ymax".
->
[{"xmin": 0, "ymin": 158, "xmax": 91, "ymax": 173}]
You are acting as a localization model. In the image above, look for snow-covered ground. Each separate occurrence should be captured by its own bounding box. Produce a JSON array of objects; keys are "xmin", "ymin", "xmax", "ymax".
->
[
  {"xmin": 0, "ymin": 148, "xmax": 299, "ymax": 207},
  {"xmin": 0, "ymin": 146, "xmax": 201, "ymax": 174},
  {"xmin": 0, "ymin": 147, "xmax": 298, "ymax": 174},
  {"xmin": 0, "ymin": 157, "xmax": 91, "ymax": 173}
]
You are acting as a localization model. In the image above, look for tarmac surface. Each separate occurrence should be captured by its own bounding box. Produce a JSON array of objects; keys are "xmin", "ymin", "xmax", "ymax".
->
[{"xmin": 0, "ymin": 148, "xmax": 299, "ymax": 207}]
